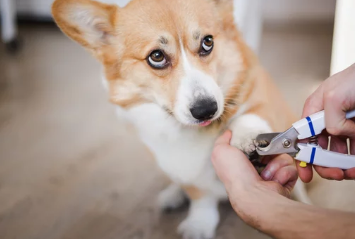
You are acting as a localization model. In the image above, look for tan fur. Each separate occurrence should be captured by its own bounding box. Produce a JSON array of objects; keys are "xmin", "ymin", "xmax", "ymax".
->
[
  {"xmin": 52, "ymin": 0, "xmax": 296, "ymax": 154},
  {"xmin": 244, "ymin": 68, "xmax": 297, "ymax": 131},
  {"xmin": 52, "ymin": 0, "xmax": 248, "ymax": 112},
  {"xmin": 52, "ymin": 0, "xmax": 296, "ymax": 146}
]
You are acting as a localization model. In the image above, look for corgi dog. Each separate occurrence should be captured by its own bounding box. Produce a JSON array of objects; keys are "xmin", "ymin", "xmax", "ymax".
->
[{"xmin": 52, "ymin": 0, "xmax": 310, "ymax": 238}]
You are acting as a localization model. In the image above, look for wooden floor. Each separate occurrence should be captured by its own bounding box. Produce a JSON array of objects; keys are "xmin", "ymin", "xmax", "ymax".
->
[{"xmin": 0, "ymin": 22, "xmax": 354, "ymax": 239}]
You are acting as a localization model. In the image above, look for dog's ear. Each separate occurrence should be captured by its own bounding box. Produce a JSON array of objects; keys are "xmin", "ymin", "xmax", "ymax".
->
[
  {"xmin": 211, "ymin": 0, "xmax": 237, "ymax": 35},
  {"xmin": 52, "ymin": 0, "xmax": 118, "ymax": 51},
  {"xmin": 212, "ymin": 0, "xmax": 233, "ymax": 12}
]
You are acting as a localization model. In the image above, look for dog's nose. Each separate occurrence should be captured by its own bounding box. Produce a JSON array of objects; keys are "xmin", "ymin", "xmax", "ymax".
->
[{"xmin": 190, "ymin": 99, "xmax": 218, "ymax": 121}]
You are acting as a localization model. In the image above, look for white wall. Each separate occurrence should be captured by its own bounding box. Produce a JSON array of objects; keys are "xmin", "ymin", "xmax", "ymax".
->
[
  {"xmin": 12, "ymin": 0, "xmax": 336, "ymax": 22},
  {"xmin": 263, "ymin": 0, "xmax": 336, "ymax": 23},
  {"xmin": 331, "ymin": 0, "xmax": 355, "ymax": 74}
]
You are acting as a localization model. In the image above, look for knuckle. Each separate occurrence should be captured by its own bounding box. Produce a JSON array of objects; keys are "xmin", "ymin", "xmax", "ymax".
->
[
  {"xmin": 324, "ymin": 88, "xmax": 343, "ymax": 107},
  {"xmin": 304, "ymin": 96, "xmax": 313, "ymax": 106},
  {"xmin": 324, "ymin": 90, "xmax": 336, "ymax": 102},
  {"xmin": 326, "ymin": 126, "xmax": 343, "ymax": 135}
]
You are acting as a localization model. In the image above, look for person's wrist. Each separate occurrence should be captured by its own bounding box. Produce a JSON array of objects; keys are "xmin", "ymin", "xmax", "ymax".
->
[
  {"xmin": 227, "ymin": 182, "xmax": 258, "ymax": 223},
  {"xmin": 228, "ymin": 181, "xmax": 293, "ymax": 231},
  {"xmin": 227, "ymin": 182, "xmax": 270, "ymax": 222}
]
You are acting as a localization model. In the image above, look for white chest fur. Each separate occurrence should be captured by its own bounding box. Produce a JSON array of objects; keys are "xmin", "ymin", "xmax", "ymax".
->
[{"xmin": 121, "ymin": 104, "xmax": 222, "ymax": 188}]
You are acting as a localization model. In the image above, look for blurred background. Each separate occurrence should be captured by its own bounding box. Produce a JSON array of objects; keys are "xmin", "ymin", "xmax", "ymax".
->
[{"xmin": 0, "ymin": 0, "xmax": 354, "ymax": 239}]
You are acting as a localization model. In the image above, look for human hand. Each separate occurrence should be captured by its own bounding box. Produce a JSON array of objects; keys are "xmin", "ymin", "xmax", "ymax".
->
[
  {"xmin": 298, "ymin": 64, "xmax": 355, "ymax": 182},
  {"xmin": 212, "ymin": 130, "xmax": 298, "ymax": 224}
]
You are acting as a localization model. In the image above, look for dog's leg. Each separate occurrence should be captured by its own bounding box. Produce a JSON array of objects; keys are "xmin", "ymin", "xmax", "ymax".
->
[
  {"xmin": 178, "ymin": 186, "xmax": 219, "ymax": 239},
  {"xmin": 229, "ymin": 113, "xmax": 272, "ymax": 154},
  {"xmin": 158, "ymin": 183, "xmax": 187, "ymax": 211}
]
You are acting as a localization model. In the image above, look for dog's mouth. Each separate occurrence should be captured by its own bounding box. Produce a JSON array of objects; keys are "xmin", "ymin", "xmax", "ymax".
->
[
  {"xmin": 198, "ymin": 120, "xmax": 212, "ymax": 127},
  {"xmin": 194, "ymin": 115, "xmax": 223, "ymax": 127},
  {"xmin": 170, "ymin": 106, "xmax": 223, "ymax": 127},
  {"xmin": 170, "ymin": 96, "xmax": 224, "ymax": 127}
]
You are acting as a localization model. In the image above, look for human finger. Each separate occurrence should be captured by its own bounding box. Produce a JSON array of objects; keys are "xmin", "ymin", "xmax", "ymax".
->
[
  {"xmin": 296, "ymin": 162, "xmax": 313, "ymax": 183},
  {"xmin": 313, "ymin": 165, "xmax": 344, "ymax": 181},
  {"xmin": 271, "ymin": 165, "xmax": 298, "ymax": 193},
  {"xmin": 261, "ymin": 154, "xmax": 294, "ymax": 181}
]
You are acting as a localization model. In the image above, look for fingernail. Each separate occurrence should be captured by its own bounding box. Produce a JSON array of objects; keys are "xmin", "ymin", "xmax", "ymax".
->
[{"xmin": 261, "ymin": 170, "xmax": 272, "ymax": 180}]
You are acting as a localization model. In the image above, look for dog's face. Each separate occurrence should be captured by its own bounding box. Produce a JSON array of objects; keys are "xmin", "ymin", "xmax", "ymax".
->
[{"xmin": 53, "ymin": 0, "xmax": 245, "ymax": 126}]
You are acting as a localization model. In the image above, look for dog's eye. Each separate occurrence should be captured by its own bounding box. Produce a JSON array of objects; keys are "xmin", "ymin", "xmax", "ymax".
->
[
  {"xmin": 200, "ymin": 35, "xmax": 214, "ymax": 55},
  {"xmin": 147, "ymin": 50, "xmax": 168, "ymax": 69}
]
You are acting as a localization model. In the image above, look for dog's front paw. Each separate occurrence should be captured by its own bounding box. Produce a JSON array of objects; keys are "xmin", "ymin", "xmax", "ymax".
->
[
  {"xmin": 177, "ymin": 216, "xmax": 217, "ymax": 239},
  {"xmin": 158, "ymin": 184, "xmax": 187, "ymax": 211},
  {"xmin": 229, "ymin": 114, "xmax": 272, "ymax": 155},
  {"xmin": 230, "ymin": 132, "xmax": 259, "ymax": 155},
  {"xmin": 177, "ymin": 197, "xmax": 219, "ymax": 239}
]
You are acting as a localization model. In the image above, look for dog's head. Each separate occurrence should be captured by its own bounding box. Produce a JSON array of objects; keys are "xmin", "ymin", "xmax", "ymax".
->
[{"xmin": 52, "ymin": 0, "xmax": 248, "ymax": 126}]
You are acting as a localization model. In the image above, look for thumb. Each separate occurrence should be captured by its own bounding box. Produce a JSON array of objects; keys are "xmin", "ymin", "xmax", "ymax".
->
[
  {"xmin": 214, "ymin": 130, "xmax": 232, "ymax": 146},
  {"xmin": 212, "ymin": 131, "xmax": 260, "ymax": 188},
  {"xmin": 324, "ymin": 92, "xmax": 355, "ymax": 137}
]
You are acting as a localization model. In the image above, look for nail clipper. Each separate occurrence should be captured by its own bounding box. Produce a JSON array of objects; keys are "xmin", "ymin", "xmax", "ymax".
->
[{"xmin": 254, "ymin": 110, "xmax": 355, "ymax": 169}]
